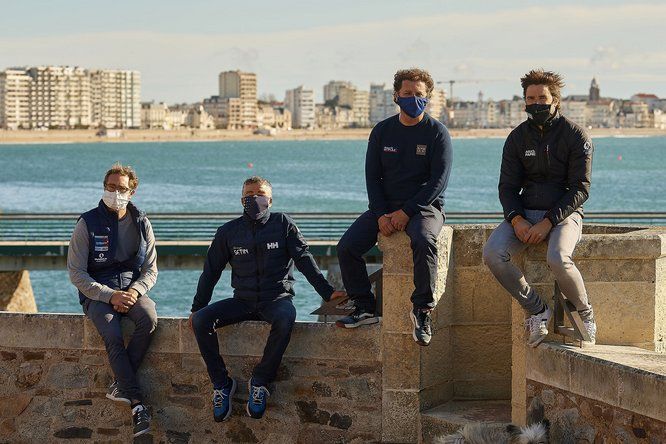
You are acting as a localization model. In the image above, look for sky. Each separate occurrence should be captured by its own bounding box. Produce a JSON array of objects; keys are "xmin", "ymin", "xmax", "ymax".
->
[{"xmin": 1, "ymin": 0, "xmax": 665, "ymax": 104}]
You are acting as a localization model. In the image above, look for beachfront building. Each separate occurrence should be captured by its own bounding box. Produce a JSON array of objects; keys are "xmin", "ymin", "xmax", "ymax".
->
[
  {"xmin": 315, "ymin": 104, "xmax": 354, "ymax": 129},
  {"xmin": 140, "ymin": 101, "xmax": 168, "ymax": 129},
  {"xmin": 337, "ymin": 85, "xmax": 370, "ymax": 127},
  {"xmin": 498, "ymin": 98, "xmax": 526, "ymax": 128},
  {"xmin": 369, "ymin": 84, "xmax": 398, "ymax": 125},
  {"xmin": 89, "ymin": 70, "xmax": 141, "ymax": 129},
  {"xmin": 586, "ymin": 100, "xmax": 616, "ymax": 128},
  {"xmin": 217, "ymin": 70, "xmax": 257, "ymax": 129},
  {"xmin": 257, "ymin": 103, "xmax": 292, "ymax": 130},
  {"xmin": 323, "ymin": 80, "xmax": 354, "ymax": 103},
  {"xmin": 426, "ymin": 88, "xmax": 447, "ymax": 122},
  {"xmin": 560, "ymin": 99, "xmax": 588, "ymax": 128},
  {"xmin": 0, "ymin": 68, "xmax": 32, "ymax": 129},
  {"xmin": 285, "ymin": 86, "xmax": 315, "ymax": 129}
]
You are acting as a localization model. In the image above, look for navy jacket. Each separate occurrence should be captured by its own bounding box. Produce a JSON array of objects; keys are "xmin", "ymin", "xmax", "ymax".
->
[
  {"xmin": 78, "ymin": 200, "xmax": 148, "ymax": 304},
  {"xmin": 365, "ymin": 113, "xmax": 453, "ymax": 218},
  {"xmin": 191, "ymin": 211, "xmax": 334, "ymax": 311},
  {"xmin": 498, "ymin": 113, "xmax": 593, "ymax": 226}
]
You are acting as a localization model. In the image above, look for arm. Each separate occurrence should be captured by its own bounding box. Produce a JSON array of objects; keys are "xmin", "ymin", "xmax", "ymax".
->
[
  {"xmin": 191, "ymin": 227, "xmax": 230, "ymax": 312},
  {"xmin": 544, "ymin": 134, "xmax": 593, "ymax": 226},
  {"xmin": 402, "ymin": 127, "xmax": 453, "ymax": 217},
  {"xmin": 67, "ymin": 218, "xmax": 115, "ymax": 303},
  {"xmin": 498, "ymin": 133, "xmax": 526, "ymax": 223},
  {"xmin": 286, "ymin": 219, "xmax": 334, "ymax": 301},
  {"xmin": 129, "ymin": 218, "xmax": 158, "ymax": 296},
  {"xmin": 365, "ymin": 127, "xmax": 389, "ymax": 218}
]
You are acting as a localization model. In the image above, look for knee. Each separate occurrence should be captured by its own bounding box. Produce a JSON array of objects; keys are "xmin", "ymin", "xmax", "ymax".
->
[
  {"xmin": 410, "ymin": 234, "xmax": 436, "ymax": 254},
  {"xmin": 272, "ymin": 308, "xmax": 296, "ymax": 332},
  {"xmin": 336, "ymin": 237, "xmax": 353, "ymax": 258},
  {"xmin": 135, "ymin": 311, "xmax": 158, "ymax": 335},
  {"xmin": 191, "ymin": 310, "xmax": 212, "ymax": 335},
  {"xmin": 546, "ymin": 250, "xmax": 573, "ymax": 273},
  {"xmin": 482, "ymin": 242, "xmax": 506, "ymax": 269}
]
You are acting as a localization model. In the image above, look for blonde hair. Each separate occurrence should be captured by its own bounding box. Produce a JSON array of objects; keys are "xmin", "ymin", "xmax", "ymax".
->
[{"xmin": 103, "ymin": 162, "xmax": 139, "ymax": 190}]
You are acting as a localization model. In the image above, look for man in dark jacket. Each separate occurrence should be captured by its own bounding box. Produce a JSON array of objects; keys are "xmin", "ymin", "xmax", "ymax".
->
[
  {"xmin": 67, "ymin": 163, "xmax": 157, "ymax": 437},
  {"xmin": 336, "ymin": 68, "xmax": 453, "ymax": 347},
  {"xmin": 483, "ymin": 69, "xmax": 596, "ymax": 348},
  {"xmin": 188, "ymin": 176, "xmax": 345, "ymax": 422}
]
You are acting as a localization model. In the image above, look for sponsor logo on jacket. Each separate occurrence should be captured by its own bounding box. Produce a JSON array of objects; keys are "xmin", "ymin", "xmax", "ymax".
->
[
  {"xmin": 383, "ymin": 146, "xmax": 398, "ymax": 153},
  {"xmin": 233, "ymin": 246, "xmax": 250, "ymax": 256},
  {"xmin": 94, "ymin": 235, "xmax": 109, "ymax": 252},
  {"xmin": 524, "ymin": 149, "xmax": 536, "ymax": 157},
  {"xmin": 267, "ymin": 241, "xmax": 279, "ymax": 250},
  {"xmin": 416, "ymin": 144, "xmax": 427, "ymax": 156}
]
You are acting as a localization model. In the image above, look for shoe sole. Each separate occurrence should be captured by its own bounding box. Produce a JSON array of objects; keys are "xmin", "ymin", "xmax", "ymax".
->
[
  {"xmin": 409, "ymin": 311, "xmax": 431, "ymax": 346},
  {"xmin": 105, "ymin": 393, "xmax": 131, "ymax": 405},
  {"xmin": 133, "ymin": 427, "xmax": 150, "ymax": 438},
  {"xmin": 335, "ymin": 316, "xmax": 379, "ymax": 328},
  {"xmin": 214, "ymin": 379, "xmax": 237, "ymax": 422}
]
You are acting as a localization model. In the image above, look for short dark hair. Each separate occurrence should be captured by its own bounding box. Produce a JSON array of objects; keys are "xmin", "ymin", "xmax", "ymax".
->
[
  {"xmin": 393, "ymin": 68, "xmax": 435, "ymax": 98},
  {"xmin": 520, "ymin": 69, "xmax": 565, "ymax": 103},
  {"xmin": 243, "ymin": 176, "xmax": 272, "ymax": 190},
  {"xmin": 103, "ymin": 162, "xmax": 139, "ymax": 190}
]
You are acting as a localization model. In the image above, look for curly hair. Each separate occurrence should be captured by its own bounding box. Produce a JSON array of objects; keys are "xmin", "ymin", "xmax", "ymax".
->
[
  {"xmin": 393, "ymin": 68, "xmax": 435, "ymax": 98},
  {"xmin": 520, "ymin": 69, "xmax": 565, "ymax": 102},
  {"xmin": 103, "ymin": 162, "xmax": 139, "ymax": 190}
]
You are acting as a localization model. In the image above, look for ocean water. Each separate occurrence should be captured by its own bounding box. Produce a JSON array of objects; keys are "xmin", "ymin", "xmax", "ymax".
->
[{"xmin": 1, "ymin": 136, "xmax": 665, "ymax": 319}]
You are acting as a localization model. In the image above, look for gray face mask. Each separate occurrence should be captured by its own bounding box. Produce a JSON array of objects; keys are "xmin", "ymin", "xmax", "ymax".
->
[{"xmin": 102, "ymin": 190, "xmax": 130, "ymax": 211}]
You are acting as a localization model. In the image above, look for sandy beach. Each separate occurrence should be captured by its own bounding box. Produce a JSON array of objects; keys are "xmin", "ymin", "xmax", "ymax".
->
[{"xmin": 0, "ymin": 127, "xmax": 664, "ymax": 145}]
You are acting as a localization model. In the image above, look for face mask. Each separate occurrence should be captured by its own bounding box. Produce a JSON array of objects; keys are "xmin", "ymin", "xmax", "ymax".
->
[
  {"xmin": 396, "ymin": 95, "xmax": 429, "ymax": 118},
  {"xmin": 102, "ymin": 190, "xmax": 131, "ymax": 211},
  {"xmin": 525, "ymin": 103, "xmax": 554, "ymax": 126},
  {"xmin": 243, "ymin": 195, "xmax": 271, "ymax": 220}
]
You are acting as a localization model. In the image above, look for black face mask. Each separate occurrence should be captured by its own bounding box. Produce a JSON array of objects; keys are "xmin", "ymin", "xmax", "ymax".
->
[
  {"xmin": 525, "ymin": 103, "xmax": 554, "ymax": 126},
  {"xmin": 243, "ymin": 195, "xmax": 270, "ymax": 220}
]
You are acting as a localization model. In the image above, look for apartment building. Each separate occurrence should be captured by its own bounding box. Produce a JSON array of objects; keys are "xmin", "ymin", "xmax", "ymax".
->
[
  {"xmin": 218, "ymin": 70, "xmax": 257, "ymax": 128},
  {"xmin": 0, "ymin": 68, "xmax": 32, "ymax": 129},
  {"xmin": 285, "ymin": 86, "xmax": 315, "ymax": 129}
]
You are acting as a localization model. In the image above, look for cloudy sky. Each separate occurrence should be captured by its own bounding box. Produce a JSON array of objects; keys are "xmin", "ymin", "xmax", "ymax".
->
[{"xmin": 1, "ymin": 0, "xmax": 664, "ymax": 103}]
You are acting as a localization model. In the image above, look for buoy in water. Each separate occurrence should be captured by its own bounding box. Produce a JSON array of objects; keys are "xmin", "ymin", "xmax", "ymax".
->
[
  {"xmin": 617, "ymin": 155, "xmax": 622, "ymax": 161},
  {"xmin": 247, "ymin": 162, "xmax": 254, "ymax": 168}
]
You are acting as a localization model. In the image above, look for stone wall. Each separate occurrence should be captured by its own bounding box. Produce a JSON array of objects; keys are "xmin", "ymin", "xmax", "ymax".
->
[
  {"xmin": 0, "ymin": 313, "xmax": 382, "ymax": 443},
  {"xmin": 0, "ymin": 270, "xmax": 36, "ymax": 312}
]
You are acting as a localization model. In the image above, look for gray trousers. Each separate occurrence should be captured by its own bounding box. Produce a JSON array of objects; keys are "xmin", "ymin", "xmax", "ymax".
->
[
  {"xmin": 482, "ymin": 209, "xmax": 593, "ymax": 319},
  {"xmin": 83, "ymin": 296, "xmax": 158, "ymax": 400}
]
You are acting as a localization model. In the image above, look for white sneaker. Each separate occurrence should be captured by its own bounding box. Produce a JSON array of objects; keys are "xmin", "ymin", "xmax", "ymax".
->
[
  {"xmin": 582, "ymin": 319, "xmax": 597, "ymax": 346},
  {"xmin": 526, "ymin": 305, "xmax": 552, "ymax": 348}
]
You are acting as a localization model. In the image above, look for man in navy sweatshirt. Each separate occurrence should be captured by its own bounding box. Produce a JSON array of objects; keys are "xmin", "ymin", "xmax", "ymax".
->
[
  {"xmin": 336, "ymin": 68, "xmax": 453, "ymax": 346},
  {"xmin": 188, "ymin": 176, "xmax": 345, "ymax": 422}
]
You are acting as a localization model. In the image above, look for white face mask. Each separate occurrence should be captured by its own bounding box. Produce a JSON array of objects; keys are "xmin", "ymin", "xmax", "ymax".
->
[{"xmin": 102, "ymin": 190, "xmax": 131, "ymax": 211}]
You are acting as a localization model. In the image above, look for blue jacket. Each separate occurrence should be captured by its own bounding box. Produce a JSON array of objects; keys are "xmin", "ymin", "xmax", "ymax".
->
[
  {"xmin": 78, "ymin": 200, "xmax": 148, "ymax": 304},
  {"xmin": 191, "ymin": 211, "xmax": 334, "ymax": 311}
]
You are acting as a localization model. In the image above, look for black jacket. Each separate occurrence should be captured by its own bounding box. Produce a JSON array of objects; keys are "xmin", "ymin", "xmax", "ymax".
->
[
  {"xmin": 191, "ymin": 211, "xmax": 334, "ymax": 312},
  {"xmin": 498, "ymin": 113, "xmax": 593, "ymax": 226}
]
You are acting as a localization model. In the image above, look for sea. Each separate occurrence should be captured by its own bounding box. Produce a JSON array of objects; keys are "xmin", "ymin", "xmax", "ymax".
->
[{"xmin": 1, "ymin": 136, "xmax": 665, "ymax": 320}]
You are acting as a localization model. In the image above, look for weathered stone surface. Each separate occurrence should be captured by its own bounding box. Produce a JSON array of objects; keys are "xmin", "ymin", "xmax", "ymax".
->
[
  {"xmin": 382, "ymin": 390, "xmax": 419, "ymax": 443},
  {"xmin": 451, "ymin": 325, "xmax": 511, "ymax": 381},
  {"xmin": 0, "ymin": 270, "xmax": 37, "ymax": 313},
  {"xmin": 0, "ymin": 313, "xmax": 84, "ymax": 349},
  {"xmin": 382, "ymin": 332, "xmax": 420, "ymax": 390},
  {"xmin": 17, "ymin": 361, "xmax": 42, "ymax": 388},
  {"xmin": 53, "ymin": 426, "xmax": 93, "ymax": 439},
  {"xmin": 0, "ymin": 393, "xmax": 31, "ymax": 418}
]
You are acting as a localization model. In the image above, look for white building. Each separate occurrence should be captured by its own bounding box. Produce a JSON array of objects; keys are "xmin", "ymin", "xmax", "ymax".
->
[
  {"xmin": 425, "ymin": 88, "xmax": 447, "ymax": 122},
  {"xmin": 560, "ymin": 99, "xmax": 588, "ymax": 128},
  {"xmin": 285, "ymin": 86, "xmax": 315, "ymax": 129},
  {"xmin": 586, "ymin": 100, "xmax": 616, "ymax": 128},
  {"xmin": 338, "ymin": 85, "xmax": 370, "ymax": 127},
  {"xmin": 323, "ymin": 80, "xmax": 354, "ymax": 103},
  {"xmin": 140, "ymin": 101, "xmax": 168, "ymax": 129},
  {"xmin": 0, "ymin": 68, "xmax": 32, "ymax": 129},
  {"xmin": 369, "ymin": 84, "xmax": 397, "ymax": 125},
  {"xmin": 218, "ymin": 70, "xmax": 257, "ymax": 128},
  {"xmin": 499, "ymin": 98, "xmax": 526, "ymax": 128},
  {"xmin": 90, "ymin": 69, "xmax": 141, "ymax": 128}
]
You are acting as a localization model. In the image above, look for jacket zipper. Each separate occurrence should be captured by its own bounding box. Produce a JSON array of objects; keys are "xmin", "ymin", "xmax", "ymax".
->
[{"xmin": 252, "ymin": 221, "xmax": 261, "ymax": 299}]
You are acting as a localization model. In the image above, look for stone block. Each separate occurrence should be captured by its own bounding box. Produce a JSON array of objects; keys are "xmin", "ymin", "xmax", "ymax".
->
[
  {"xmin": 419, "ymin": 381, "xmax": 454, "ymax": 411},
  {"xmin": 45, "ymin": 362, "xmax": 91, "ymax": 390},
  {"xmin": 617, "ymin": 367, "xmax": 666, "ymax": 423},
  {"xmin": 379, "ymin": 232, "xmax": 414, "ymax": 275},
  {"xmin": 381, "ymin": 274, "xmax": 416, "ymax": 334},
  {"xmin": 452, "ymin": 227, "xmax": 486, "ymax": 267},
  {"xmin": 0, "ymin": 313, "xmax": 84, "ymax": 349},
  {"xmin": 421, "ymin": 326, "xmax": 452, "ymax": 389},
  {"xmin": 451, "ymin": 325, "xmax": 511, "ymax": 381},
  {"xmin": 381, "ymin": 390, "xmax": 420, "ymax": 443},
  {"xmin": 525, "ymin": 343, "xmax": 571, "ymax": 391},
  {"xmin": 382, "ymin": 332, "xmax": 420, "ymax": 390},
  {"xmin": 453, "ymin": 378, "xmax": 511, "ymax": 400},
  {"xmin": 0, "ymin": 270, "xmax": 37, "ymax": 313}
]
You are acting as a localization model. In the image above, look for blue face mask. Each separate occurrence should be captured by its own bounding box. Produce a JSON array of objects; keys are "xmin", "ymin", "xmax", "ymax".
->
[{"xmin": 396, "ymin": 95, "xmax": 429, "ymax": 118}]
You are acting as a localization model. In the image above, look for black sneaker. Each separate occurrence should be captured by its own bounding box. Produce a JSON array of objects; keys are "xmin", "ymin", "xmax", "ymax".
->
[
  {"xmin": 105, "ymin": 381, "xmax": 130, "ymax": 405},
  {"xmin": 410, "ymin": 308, "xmax": 433, "ymax": 346},
  {"xmin": 131, "ymin": 404, "xmax": 151, "ymax": 437},
  {"xmin": 335, "ymin": 306, "xmax": 379, "ymax": 328}
]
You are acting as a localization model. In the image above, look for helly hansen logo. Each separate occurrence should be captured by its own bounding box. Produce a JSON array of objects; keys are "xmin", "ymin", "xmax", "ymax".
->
[
  {"xmin": 233, "ymin": 246, "xmax": 249, "ymax": 255},
  {"xmin": 383, "ymin": 146, "xmax": 398, "ymax": 153},
  {"xmin": 525, "ymin": 149, "xmax": 536, "ymax": 157},
  {"xmin": 267, "ymin": 242, "xmax": 279, "ymax": 250},
  {"xmin": 416, "ymin": 144, "xmax": 427, "ymax": 156}
]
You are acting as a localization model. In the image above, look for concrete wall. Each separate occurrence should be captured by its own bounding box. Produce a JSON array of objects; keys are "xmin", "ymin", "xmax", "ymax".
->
[{"xmin": 0, "ymin": 314, "xmax": 382, "ymax": 443}]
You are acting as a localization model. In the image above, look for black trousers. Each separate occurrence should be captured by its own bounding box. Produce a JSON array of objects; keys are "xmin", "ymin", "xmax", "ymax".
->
[{"xmin": 337, "ymin": 205, "xmax": 444, "ymax": 311}]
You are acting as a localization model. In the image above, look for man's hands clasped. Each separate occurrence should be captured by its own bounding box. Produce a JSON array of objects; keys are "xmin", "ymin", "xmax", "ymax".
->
[
  {"xmin": 512, "ymin": 216, "xmax": 553, "ymax": 244},
  {"xmin": 378, "ymin": 209, "xmax": 411, "ymax": 237},
  {"xmin": 111, "ymin": 289, "xmax": 139, "ymax": 313}
]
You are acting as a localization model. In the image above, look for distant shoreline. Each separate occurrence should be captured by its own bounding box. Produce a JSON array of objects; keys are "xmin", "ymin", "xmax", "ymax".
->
[{"xmin": 0, "ymin": 127, "xmax": 664, "ymax": 145}]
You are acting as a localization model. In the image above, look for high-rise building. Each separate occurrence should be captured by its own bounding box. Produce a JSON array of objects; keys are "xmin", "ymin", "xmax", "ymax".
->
[
  {"xmin": 27, "ymin": 66, "xmax": 92, "ymax": 128},
  {"xmin": 323, "ymin": 80, "xmax": 353, "ymax": 103},
  {"xmin": 369, "ymin": 84, "xmax": 398, "ymax": 125},
  {"xmin": 0, "ymin": 68, "xmax": 32, "ymax": 129},
  {"xmin": 218, "ymin": 70, "xmax": 257, "ymax": 128},
  {"xmin": 426, "ymin": 88, "xmax": 447, "ymax": 122},
  {"xmin": 285, "ymin": 86, "xmax": 315, "ymax": 129},
  {"xmin": 338, "ymin": 85, "xmax": 370, "ymax": 127},
  {"xmin": 90, "ymin": 70, "xmax": 141, "ymax": 128}
]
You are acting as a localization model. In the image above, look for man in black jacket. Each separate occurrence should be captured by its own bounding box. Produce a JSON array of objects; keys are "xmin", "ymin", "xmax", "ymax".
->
[
  {"xmin": 336, "ymin": 68, "xmax": 453, "ymax": 347},
  {"xmin": 483, "ymin": 69, "xmax": 596, "ymax": 348},
  {"xmin": 188, "ymin": 176, "xmax": 345, "ymax": 422}
]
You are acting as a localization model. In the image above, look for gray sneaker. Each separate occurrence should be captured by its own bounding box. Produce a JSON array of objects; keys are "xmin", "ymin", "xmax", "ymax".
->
[
  {"xmin": 106, "ymin": 381, "xmax": 130, "ymax": 405},
  {"xmin": 410, "ymin": 308, "xmax": 433, "ymax": 346},
  {"xmin": 582, "ymin": 318, "xmax": 597, "ymax": 346},
  {"xmin": 526, "ymin": 305, "xmax": 552, "ymax": 348},
  {"xmin": 132, "ymin": 403, "xmax": 151, "ymax": 437}
]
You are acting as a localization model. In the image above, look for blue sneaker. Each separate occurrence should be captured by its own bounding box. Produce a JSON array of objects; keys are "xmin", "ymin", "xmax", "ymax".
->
[
  {"xmin": 213, "ymin": 377, "xmax": 236, "ymax": 422},
  {"xmin": 246, "ymin": 380, "xmax": 270, "ymax": 419}
]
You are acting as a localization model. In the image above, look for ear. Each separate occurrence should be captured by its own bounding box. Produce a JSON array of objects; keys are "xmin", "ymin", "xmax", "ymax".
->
[
  {"xmin": 393, "ymin": 93, "xmax": 399, "ymax": 104},
  {"xmin": 129, "ymin": 189, "xmax": 136, "ymax": 198},
  {"xmin": 526, "ymin": 397, "xmax": 545, "ymax": 425},
  {"xmin": 268, "ymin": 196, "xmax": 273, "ymax": 207},
  {"xmin": 506, "ymin": 424, "xmax": 521, "ymax": 438}
]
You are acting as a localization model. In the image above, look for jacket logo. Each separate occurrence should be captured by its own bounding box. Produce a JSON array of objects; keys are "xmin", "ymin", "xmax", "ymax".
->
[
  {"xmin": 525, "ymin": 149, "xmax": 536, "ymax": 157},
  {"xmin": 233, "ymin": 246, "xmax": 249, "ymax": 255},
  {"xmin": 383, "ymin": 146, "xmax": 398, "ymax": 153},
  {"xmin": 94, "ymin": 235, "xmax": 109, "ymax": 252},
  {"xmin": 94, "ymin": 252, "xmax": 107, "ymax": 263},
  {"xmin": 583, "ymin": 141, "xmax": 593, "ymax": 155},
  {"xmin": 267, "ymin": 242, "xmax": 279, "ymax": 250},
  {"xmin": 416, "ymin": 144, "xmax": 427, "ymax": 156}
]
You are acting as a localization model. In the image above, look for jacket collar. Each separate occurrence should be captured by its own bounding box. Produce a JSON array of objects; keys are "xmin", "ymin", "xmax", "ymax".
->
[
  {"xmin": 97, "ymin": 200, "xmax": 143, "ymax": 223},
  {"xmin": 243, "ymin": 209, "xmax": 271, "ymax": 225},
  {"xmin": 527, "ymin": 110, "xmax": 561, "ymax": 132}
]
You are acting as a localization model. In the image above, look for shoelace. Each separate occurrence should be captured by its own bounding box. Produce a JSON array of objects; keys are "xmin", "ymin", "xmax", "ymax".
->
[
  {"xmin": 132, "ymin": 405, "xmax": 149, "ymax": 423},
  {"xmin": 251, "ymin": 386, "xmax": 265, "ymax": 405},
  {"xmin": 213, "ymin": 389, "xmax": 227, "ymax": 408}
]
